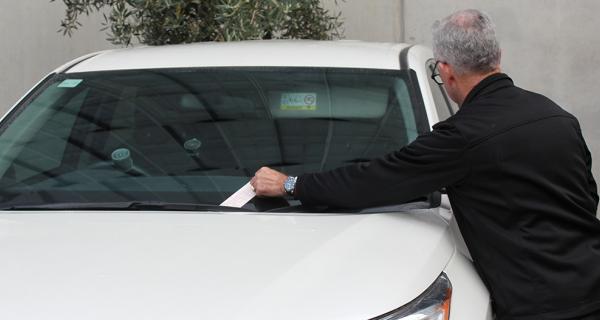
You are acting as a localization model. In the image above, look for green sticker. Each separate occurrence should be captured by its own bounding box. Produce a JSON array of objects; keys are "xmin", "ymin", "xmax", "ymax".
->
[
  {"xmin": 280, "ymin": 93, "xmax": 317, "ymax": 111},
  {"xmin": 58, "ymin": 79, "xmax": 83, "ymax": 88}
]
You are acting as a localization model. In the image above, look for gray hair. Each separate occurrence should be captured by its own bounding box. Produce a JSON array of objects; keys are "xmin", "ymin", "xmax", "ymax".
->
[{"xmin": 432, "ymin": 9, "xmax": 501, "ymax": 74}]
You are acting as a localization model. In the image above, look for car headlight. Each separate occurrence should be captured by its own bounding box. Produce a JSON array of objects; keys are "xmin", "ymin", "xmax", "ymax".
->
[{"xmin": 371, "ymin": 273, "xmax": 452, "ymax": 320}]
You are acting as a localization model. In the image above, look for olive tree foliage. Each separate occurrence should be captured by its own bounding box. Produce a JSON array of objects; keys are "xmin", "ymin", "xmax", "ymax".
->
[{"xmin": 52, "ymin": 0, "xmax": 344, "ymax": 46}]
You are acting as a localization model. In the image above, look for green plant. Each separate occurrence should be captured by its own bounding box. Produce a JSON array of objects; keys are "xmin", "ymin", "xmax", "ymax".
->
[{"xmin": 53, "ymin": 0, "xmax": 344, "ymax": 46}]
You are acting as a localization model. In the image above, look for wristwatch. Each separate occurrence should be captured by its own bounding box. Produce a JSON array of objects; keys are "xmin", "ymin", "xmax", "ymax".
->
[{"xmin": 283, "ymin": 176, "xmax": 298, "ymax": 196}]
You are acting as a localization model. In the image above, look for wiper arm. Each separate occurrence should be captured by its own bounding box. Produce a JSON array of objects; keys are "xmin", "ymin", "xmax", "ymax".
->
[
  {"xmin": 266, "ymin": 200, "xmax": 431, "ymax": 213},
  {"xmin": 0, "ymin": 201, "xmax": 254, "ymax": 212}
]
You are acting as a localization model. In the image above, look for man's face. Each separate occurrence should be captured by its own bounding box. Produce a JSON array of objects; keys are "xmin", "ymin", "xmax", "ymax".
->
[{"xmin": 438, "ymin": 62, "xmax": 461, "ymax": 105}]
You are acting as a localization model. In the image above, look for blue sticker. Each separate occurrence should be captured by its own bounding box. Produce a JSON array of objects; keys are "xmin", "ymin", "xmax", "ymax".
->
[{"xmin": 58, "ymin": 79, "xmax": 83, "ymax": 88}]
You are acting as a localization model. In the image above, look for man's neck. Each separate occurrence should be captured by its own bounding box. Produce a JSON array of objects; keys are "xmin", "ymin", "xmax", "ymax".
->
[{"xmin": 456, "ymin": 69, "xmax": 501, "ymax": 106}]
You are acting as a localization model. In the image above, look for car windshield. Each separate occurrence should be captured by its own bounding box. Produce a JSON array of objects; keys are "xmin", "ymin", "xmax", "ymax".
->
[{"xmin": 0, "ymin": 67, "xmax": 429, "ymax": 211}]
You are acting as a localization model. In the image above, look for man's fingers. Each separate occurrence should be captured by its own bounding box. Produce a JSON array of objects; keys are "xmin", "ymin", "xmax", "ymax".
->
[
  {"xmin": 256, "ymin": 166, "xmax": 270, "ymax": 175},
  {"xmin": 253, "ymin": 181, "xmax": 267, "ymax": 196},
  {"xmin": 251, "ymin": 166, "xmax": 287, "ymax": 197}
]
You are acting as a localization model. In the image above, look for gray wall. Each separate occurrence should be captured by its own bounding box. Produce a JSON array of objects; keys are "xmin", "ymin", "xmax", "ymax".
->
[
  {"xmin": 0, "ymin": 0, "xmax": 114, "ymax": 111},
  {"xmin": 325, "ymin": 0, "xmax": 404, "ymax": 42},
  {"xmin": 402, "ymin": 0, "xmax": 600, "ymax": 194},
  {"xmin": 326, "ymin": 0, "xmax": 600, "ymax": 216}
]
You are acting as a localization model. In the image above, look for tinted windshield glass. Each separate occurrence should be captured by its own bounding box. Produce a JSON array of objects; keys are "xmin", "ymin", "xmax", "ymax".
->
[{"xmin": 0, "ymin": 67, "xmax": 428, "ymax": 210}]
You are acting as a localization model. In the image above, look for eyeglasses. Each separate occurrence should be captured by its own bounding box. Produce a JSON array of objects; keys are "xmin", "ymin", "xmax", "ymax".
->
[{"xmin": 431, "ymin": 60, "xmax": 444, "ymax": 85}]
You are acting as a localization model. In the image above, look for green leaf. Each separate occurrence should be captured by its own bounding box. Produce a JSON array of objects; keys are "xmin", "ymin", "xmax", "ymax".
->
[{"xmin": 52, "ymin": 0, "xmax": 344, "ymax": 46}]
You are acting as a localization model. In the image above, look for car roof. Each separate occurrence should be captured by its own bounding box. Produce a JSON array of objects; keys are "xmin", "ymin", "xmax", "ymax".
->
[{"xmin": 62, "ymin": 40, "xmax": 411, "ymax": 73}]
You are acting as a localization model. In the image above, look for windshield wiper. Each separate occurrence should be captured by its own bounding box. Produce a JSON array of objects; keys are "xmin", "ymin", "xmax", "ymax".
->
[
  {"xmin": 0, "ymin": 201, "xmax": 254, "ymax": 212},
  {"xmin": 266, "ymin": 201, "xmax": 432, "ymax": 214}
]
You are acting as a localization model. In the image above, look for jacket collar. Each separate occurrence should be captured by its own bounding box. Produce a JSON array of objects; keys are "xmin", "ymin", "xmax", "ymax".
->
[{"xmin": 461, "ymin": 73, "xmax": 514, "ymax": 107}]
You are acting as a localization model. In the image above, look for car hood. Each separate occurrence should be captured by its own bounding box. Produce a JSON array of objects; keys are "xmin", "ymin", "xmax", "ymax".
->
[{"xmin": 0, "ymin": 209, "xmax": 454, "ymax": 320}]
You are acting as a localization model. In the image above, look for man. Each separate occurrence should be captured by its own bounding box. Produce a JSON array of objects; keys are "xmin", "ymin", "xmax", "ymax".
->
[{"xmin": 250, "ymin": 9, "xmax": 600, "ymax": 320}]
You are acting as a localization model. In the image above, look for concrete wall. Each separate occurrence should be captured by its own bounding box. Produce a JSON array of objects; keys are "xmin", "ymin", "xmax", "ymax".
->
[
  {"xmin": 324, "ymin": 0, "xmax": 404, "ymax": 42},
  {"xmin": 0, "ymin": 0, "xmax": 114, "ymax": 111},
  {"xmin": 402, "ymin": 0, "xmax": 600, "ymax": 192},
  {"xmin": 327, "ymin": 0, "xmax": 600, "ymax": 216}
]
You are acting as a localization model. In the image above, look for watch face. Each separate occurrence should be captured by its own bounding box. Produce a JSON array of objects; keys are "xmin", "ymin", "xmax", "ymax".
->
[
  {"xmin": 284, "ymin": 178, "xmax": 294, "ymax": 192},
  {"xmin": 284, "ymin": 176, "xmax": 296, "ymax": 194}
]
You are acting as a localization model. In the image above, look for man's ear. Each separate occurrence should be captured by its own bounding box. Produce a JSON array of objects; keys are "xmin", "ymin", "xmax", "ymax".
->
[{"xmin": 439, "ymin": 62, "xmax": 455, "ymax": 82}]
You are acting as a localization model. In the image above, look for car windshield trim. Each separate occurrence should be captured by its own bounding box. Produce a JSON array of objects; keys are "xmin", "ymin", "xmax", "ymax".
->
[
  {"xmin": 0, "ymin": 201, "xmax": 254, "ymax": 212},
  {"xmin": 0, "ymin": 199, "xmax": 435, "ymax": 214}
]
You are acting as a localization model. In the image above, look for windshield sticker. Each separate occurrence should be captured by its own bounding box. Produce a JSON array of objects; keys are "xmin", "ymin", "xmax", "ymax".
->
[
  {"xmin": 58, "ymin": 79, "xmax": 83, "ymax": 88},
  {"xmin": 280, "ymin": 93, "xmax": 317, "ymax": 111}
]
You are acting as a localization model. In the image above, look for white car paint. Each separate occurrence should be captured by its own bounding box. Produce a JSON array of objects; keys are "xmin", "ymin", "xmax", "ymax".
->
[
  {"xmin": 405, "ymin": 45, "xmax": 440, "ymax": 130},
  {"xmin": 66, "ymin": 40, "xmax": 409, "ymax": 73},
  {"xmin": 0, "ymin": 40, "xmax": 492, "ymax": 319},
  {"xmin": 0, "ymin": 210, "xmax": 454, "ymax": 320}
]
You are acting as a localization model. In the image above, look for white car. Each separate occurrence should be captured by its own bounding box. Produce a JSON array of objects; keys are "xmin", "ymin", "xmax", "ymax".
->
[{"xmin": 0, "ymin": 40, "xmax": 492, "ymax": 319}]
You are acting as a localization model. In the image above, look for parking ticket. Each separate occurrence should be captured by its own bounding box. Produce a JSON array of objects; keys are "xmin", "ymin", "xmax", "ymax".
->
[{"xmin": 220, "ymin": 182, "xmax": 255, "ymax": 208}]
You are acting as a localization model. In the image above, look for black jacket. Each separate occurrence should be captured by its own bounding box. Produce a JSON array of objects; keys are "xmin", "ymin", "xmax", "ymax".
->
[{"xmin": 295, "ymin": 73, "xmax": 600, "ymax": 320}]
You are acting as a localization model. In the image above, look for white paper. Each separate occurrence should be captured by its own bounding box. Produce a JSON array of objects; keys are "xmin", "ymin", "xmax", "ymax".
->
[{"xmin": 220, "ymin": 182, "xmax": 256, "ymax": 208}]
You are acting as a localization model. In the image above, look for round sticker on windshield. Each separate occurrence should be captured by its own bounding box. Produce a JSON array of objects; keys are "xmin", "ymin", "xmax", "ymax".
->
[{"xmin": 111, "ymin": 148, "xmax": 131, "ymax": 161}]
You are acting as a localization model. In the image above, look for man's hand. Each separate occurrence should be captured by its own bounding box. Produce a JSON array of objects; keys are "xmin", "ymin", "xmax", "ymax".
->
[{"xmin": 250, "ymin": 167, "xmax": 288, "ymax": 197}]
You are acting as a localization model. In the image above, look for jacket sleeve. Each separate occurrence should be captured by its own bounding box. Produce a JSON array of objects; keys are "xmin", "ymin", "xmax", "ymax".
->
[
  {"xmin": 583, "ymin": 145, "xmax": 600, "ymax": 207},
  {"xmin": 294, "ymin": 120, "xmax": 470, "ymax": 208},
  {"xmin": 576, "ymin": 125, "xmax": 599, "ymax": 207}
]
